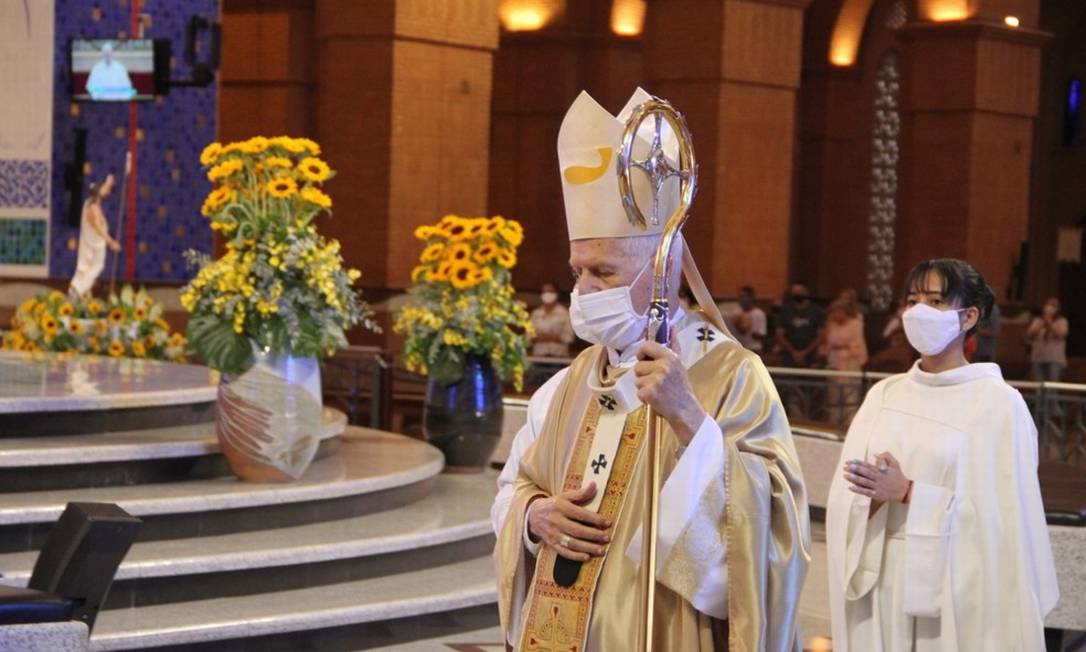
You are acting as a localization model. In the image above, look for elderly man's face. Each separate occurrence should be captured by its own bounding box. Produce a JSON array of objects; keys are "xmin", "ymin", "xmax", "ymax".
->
[{"xmin": 569, "ymin": 238, "xmax": 652, "ymax": 313}]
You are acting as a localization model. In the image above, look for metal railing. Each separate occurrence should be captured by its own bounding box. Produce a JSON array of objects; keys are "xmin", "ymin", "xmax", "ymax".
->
[
  {"xmin": 320, "ymin": 346, "xmax": 391, "ymax": 431},
  {"xmin": 769, "ymin": 367, "xmax": 1086, "ymax": 466},
  {"xmin": 327, "ymin": 351, "xmax": 1086, "ymax": 466}
]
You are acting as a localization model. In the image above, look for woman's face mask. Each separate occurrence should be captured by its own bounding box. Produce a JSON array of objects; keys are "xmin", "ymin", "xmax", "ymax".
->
[{"xmin": 902, "ymin": 303, "xmax": 968, "ymax": 356}]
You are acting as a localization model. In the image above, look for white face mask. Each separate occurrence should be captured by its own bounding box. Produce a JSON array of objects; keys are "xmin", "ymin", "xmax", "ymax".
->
[
  {"xmin": 569, "ymin": 260, "xmax": 650, "ymax": 351},
  {"xmin": 541, "ymin": 292, "xmax": 558, "ymax": 305},
  {"xmin": 902, "ymin": 303, "xmax": 967, "ymax": 356}
]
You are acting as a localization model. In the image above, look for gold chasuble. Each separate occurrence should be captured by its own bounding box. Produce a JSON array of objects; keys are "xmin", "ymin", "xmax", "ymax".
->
[{"xmin": 495, "ymin": 339, "xmax": 810, "ymax": 651}]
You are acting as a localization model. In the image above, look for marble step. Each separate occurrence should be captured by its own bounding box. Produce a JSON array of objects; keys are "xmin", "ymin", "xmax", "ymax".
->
[
  {"xmin": 0, "ymin": 409, "xmax": 348, "ymax": 491},
  {"xmin": 0, "ymin": 474, "xmax": 496, "ymax": 607},
  {"xmin": 0, "ymin": 430, "xmax": 443, "ymax": 553},
  {"xmin": 89, "ymin": 554, "xmax": 498, "ymax": 651},
  {"xmin": 0, "ymin": 353, "xmax": 218, "ymax": 437},
  {"xmin": 140, "ymin": 604, "xmax": 502, "ymax": 652}
]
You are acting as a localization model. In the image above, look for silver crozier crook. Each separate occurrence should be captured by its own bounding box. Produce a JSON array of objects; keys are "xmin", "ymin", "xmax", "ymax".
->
[{"xmin": 616, "ymin": 97, "xmax": 698, "ymax": 652}]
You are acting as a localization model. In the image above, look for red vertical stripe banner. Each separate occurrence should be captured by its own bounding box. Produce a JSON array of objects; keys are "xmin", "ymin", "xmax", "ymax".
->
[{"xmin": 125, "ymin": 0, "xmax": 142, "ymax": 280}]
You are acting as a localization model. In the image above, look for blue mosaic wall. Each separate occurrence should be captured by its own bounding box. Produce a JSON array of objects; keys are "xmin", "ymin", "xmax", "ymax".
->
[
  {"xmin": 51, "ymin": 0, "xmax": 218, "ymax": 282},
  {"xmin": 0, "ymin": 161, "xmax": 50, "ymax": 210},
  {"xmin": 0, "ymin": 219, "xmax": 47, "ymax": 265}
]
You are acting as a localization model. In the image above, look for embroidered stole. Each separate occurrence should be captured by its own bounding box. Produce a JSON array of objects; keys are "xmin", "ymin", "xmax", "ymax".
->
[{"xmin": 518, "ymin": 394, "xmax": 648, "ymax": 652}]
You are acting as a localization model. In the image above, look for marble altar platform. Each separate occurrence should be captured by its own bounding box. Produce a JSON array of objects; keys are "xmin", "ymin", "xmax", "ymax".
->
[{"xmin": 0, "ymin": 352, "xmax": 502, "ymax": 650}]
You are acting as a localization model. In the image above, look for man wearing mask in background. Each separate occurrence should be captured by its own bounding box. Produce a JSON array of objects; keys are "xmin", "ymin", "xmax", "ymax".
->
[
  {"xmin": 775, "ymin": 282, "xmax": 824, "ymax": 367},
  {"xmin": 491, "ymin": 88, "xmax": 809, "ymax": 651},
  {"xmin": 730, "ymin": 285, "xmax": 767, "ymax": 354},
  {"xmin": 529, "ymin": 281, "xmax": 575, "ymax": 358}
]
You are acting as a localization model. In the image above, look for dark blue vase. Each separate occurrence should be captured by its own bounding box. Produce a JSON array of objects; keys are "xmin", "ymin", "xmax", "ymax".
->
[{"xmin": 423, "ymin": 355, "xmax": 504, "ymax": 472}]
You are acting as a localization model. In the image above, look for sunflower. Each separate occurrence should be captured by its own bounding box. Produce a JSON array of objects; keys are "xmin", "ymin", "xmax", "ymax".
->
[
  {"xmin": 131, "ymin": 341, "xmax": 146, "ymax": 358},
  {"xmin": 108, "ymin": 308, "xmax": 125, "ymax": 326},
  {"xmin": 241, "ymin": 136, "xmax": 270, "ymax": 154},
  {"xmin": 207, "ymin": 158, "xmax": 243, "ymax": 182},
  {"xmin": 300, "ymin": 186, "xmax": 332, "ymax": 209},
  {"xmin": 88, "ymin": 337, "xmax": 101, "ymax": 353},
  {"xmin": 432, "ymin": 261, "xmax": 453, "ymax": 282},
  {"xmin": 499, "ymin": 222, "xmax": 524, "ymax": 247},
  {"xmin": 200, "ymin": 142, "xmax": 223, "ymax": 166},
  {"xmin": 87, "ymin": 300, "xmax": 103, "ymax": 316},
  {"xmin": 449, "ymin": 261, "xmax": 480, "ymax": 290},
  {"xmin": 421, "ymin": 243, "xmax": 445, "ymax": 263},
  {"xmin": 133, "ymin": 306, "xmax": 147, "ymax": 321},
  {"xmin": 298, "ymin": 157, "xmax": 331, "ymax": 182},
  {"xmin": 202, "ymin": 186, "xmax": 237, "ymax": 216},
  {"xmin": 446, "ymin": 243, "xmax": 472, "ymax": 264},
  {"xmin": 267, "ymin": 176, "xmax": 298, "ymax": 198},
  {"xmin": 496, "ymin": 248, "xmax": 517, "ymax": 269},
  {"xmin": 470, "ymin": 265, "xmax": 494, "ymax": 286},
  {"xmin": 145, "ymin": 334, "xmax": 157, "ymax": 348},
  {"xmin": 411, "ymin": 265, "xmax": 429, "ymax": 283},
  {"xmin": 273, "ymin": 136, "xmax": 306, "ymax": 153},
  {"xmin": 295, "ymin": 137, "xmax": 321, "ymax": 155},
  {"xmin": 414, "ymin": 225, "xmax": 437, "ymax": 240},
  {"xmin": 265, "ymin": 156, "xmax": 292, "ymax": 169},
  {"xmin": 473, "ymin": 242, "xmax": 498, "ymax": 264},
  {"xmin": 467, "ymin": 218, "xmax": 489, "ymax": 237},
  {"xmin": 169, "ymin": 332, "xmax": 185, "ymax": 347},
  {"xmin": 41, "ymin": 315, "xmax": 58, "ymax": 332},
  {"xmin": 59, "ymin": 303, "xmax": 74, "ymax": 317},
  {"xmin": 484, "ymin": 216, "xmax": 506, "ymax": 234},
  {"xmin": 441, "ymin": 217, "xmax": 471, "ymax": 241},
  {"xmin": 108, "ymin": 340, "xmax": 125, "ymax": 357},
  {"xmin": 69, "ymin": 320, "xmax": 84, "ymax": 335}
]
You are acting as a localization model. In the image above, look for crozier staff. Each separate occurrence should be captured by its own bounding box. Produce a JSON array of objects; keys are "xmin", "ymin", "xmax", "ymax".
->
[{"xmin": 492, "ymin": 87, "xmax": 809, "ymax": 652}]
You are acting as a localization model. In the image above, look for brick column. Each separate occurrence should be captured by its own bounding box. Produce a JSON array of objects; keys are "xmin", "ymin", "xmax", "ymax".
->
[
  {"xmin": 643, "ymin": 0, "xmax": 807, "ymax": 297},
  {"xmin": 314, "ymin": 0, "xmax": 499, "ymax": 287},
  {"xmin": 897, "ymin": 19, "xmax": 1046, "ymax": 298}
]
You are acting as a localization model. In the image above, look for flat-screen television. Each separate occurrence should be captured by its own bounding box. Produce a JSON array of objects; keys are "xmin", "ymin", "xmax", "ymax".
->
[{"xmin": 70, "ymin": 38, "xmax": 162, "ymax": 101}]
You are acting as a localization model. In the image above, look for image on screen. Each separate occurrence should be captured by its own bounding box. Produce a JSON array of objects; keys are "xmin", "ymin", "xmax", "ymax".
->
[{"xmin": 71, "ymin": 38, "xmax": 155, "ymax": 101}]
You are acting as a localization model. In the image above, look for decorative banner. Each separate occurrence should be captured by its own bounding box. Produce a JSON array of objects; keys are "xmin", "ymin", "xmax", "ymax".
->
[{"xmin": 0, "ymin": 0, "xmax": 54, "ymax": 277}]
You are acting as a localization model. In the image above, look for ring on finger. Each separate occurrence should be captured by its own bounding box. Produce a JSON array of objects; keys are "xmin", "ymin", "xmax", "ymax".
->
[{"xmin": 559, "ymin": 534, "xmax": 571, "ymax": 548}]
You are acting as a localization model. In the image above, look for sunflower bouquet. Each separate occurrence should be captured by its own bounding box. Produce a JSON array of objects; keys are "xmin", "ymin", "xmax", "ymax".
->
[
  {"xmin": 181, "ymin": 136, "xmax": 378, "ymax": 375},
  {"xmin": 1, "ymin": 286, "xmax": 186, "ymax": 361},
  {"xmin": 394, "ymin": 215, "xmax": 533, "ymax": 390}
]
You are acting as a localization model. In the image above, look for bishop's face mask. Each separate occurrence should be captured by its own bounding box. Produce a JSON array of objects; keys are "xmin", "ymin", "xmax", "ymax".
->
[
  {"xmin": 569, "ymin": 259, "xmax": 651, "ymax": 352},
  {"xmin": 902, "ymin": 303, "xmax": 967, "ymax": 356}
]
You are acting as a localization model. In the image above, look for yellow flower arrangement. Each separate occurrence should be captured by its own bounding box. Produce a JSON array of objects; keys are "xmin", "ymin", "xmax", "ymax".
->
[
  {"xmin": 0, "ymin": 285, "xmax": 186, "ymax": 362},
  {"xmin": 393, "ymin": 215, "xmax": 533, "ymax": 390},
  {"xmin": 183, "ymin": 135, "xmax": 378, "ymax": 374}
]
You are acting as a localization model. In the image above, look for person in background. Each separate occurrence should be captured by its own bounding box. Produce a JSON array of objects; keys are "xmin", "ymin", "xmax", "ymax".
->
[
  {"xmin": 677, "ymin": 284, "xmax": 697, "ymax": 313},
  {"xmin": 85, "ymin": 42, "xmax": 135, "ymax": 100},
  {"xmin": 972, "ymin": 301, "xmax": 1001, "ymax": 363},
  {"xmin": 1026, "ymin": 297, "xmax": 1069, "ymax": 381},
  {"xmin": 775, "ymin": 282, "xmax": 824, "ymax": 367},
  {"xmin": 826, "ymin": 258, "xmax": 1058, "ymax": 651},
  {"xmin": 821, "ymin": 297, "xmax": 868, "ymax": 425},
  {"xmin": 730, "ymin": 285, "xmax": 767, "ymax": 354},
  {"xmin": 529, "ymin": 281, "xmax": 575, "ymax": 358}
]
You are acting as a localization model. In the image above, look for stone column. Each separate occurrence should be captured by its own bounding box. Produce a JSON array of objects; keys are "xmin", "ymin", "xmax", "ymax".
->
[
  {"xmin": 314, "ymin": 0, "xmax": 499, "ymax": 287},
  {"xmin": 897, "ymin": 18, "xmax": 1046, "ymax": 298},
  {"xmin": 643, "ymin": 0, "xmax": 808, "ymax": 297}
]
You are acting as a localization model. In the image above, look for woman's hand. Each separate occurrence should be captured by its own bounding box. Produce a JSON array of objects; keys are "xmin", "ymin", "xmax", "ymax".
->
[
  {"xmin": 843, "ymin": 452, "xmax": 910, "ymax": 504},
  {"xmin": 108, "ymin": 240, "xmax": 121, "ymax": 253}
]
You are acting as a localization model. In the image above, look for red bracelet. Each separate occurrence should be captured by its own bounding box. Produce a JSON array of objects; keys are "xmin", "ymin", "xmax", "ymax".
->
[{"xmin": 901, "ymin": 479, "xmax": 914, "ymax": 504}]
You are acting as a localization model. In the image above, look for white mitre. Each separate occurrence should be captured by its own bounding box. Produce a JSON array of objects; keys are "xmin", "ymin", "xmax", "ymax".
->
[{"xmin": 558, "ymin": 87, "xmax": 680, "ymax": 242}]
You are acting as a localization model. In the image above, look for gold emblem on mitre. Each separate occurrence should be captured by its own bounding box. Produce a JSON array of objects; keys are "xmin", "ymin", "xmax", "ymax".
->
[{"xmin": 558, "ymin": 88, "xmax": 680, "ymax": 241}]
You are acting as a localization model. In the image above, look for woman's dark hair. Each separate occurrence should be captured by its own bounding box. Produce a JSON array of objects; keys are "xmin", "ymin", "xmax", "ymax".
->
[
  {"xmin": 902, "ymin": 258, "xmax": 995, "ymax": 336},
  {"xmin": 87, "ymin": 181, "xmax": 102, "ymax": 204}
]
